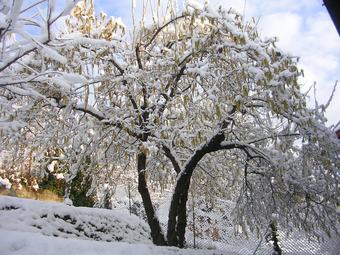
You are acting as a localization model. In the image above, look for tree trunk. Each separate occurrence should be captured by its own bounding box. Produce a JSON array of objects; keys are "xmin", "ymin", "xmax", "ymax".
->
[
  {"xmin": 166, "ymin": 177, "xmax": 191, "ymax": 247},
  {"xmin": 167, "ymin": 131, "xmax": 227, "ymax": 247},
  {"xmin": 137, "ymin": 151, "xmax": 166, "ymax": 245},
  {"xmin": 176, "ymin": 181, "xmax": 190, "ymax": 247},
  {"xmin": 166, "ymin": 180, "xmax": 181, "ymax": 246},
  {"xmin": 167, "ymin": 151, "xmax": 204, "ymax": 246}
]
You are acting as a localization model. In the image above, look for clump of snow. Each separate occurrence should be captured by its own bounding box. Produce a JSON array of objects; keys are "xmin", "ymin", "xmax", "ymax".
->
[
  {"xmin": 47, "ymin": 161, "xmax": 57, "ymax": 172},
  {"xmin": 55, "ymin": 173, "xmax": 64, "ymax": 180},
  {"xmin": 31, "ymin": 183, "xmax": 39, "ymax": 191},
  {"xmin": 0, "ymin": 177, "xmax": 11, "ymax": 189},
  {"xmin": 41, "ymin": 46, "xmax": 67, "ymax": 64},
  {"xmin": 63, "ymin": 197, "xmax": 73, "ymax": 206},
  {"xmin": 61, "ymin": 72, "xmax": 88, "ymax": 84},
  {"xmin": 186, "ymin": 0, "xmax": 203, "ymax": 10}
]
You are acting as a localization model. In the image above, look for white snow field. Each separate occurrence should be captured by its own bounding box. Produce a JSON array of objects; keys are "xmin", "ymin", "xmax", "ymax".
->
[
  {"xmin": 0, "ymin": 195, "xmax": 339, "ymax": 255},
  {"xmin": 0, "ymin": 196, "xmax": 236, "ymax": 255}
]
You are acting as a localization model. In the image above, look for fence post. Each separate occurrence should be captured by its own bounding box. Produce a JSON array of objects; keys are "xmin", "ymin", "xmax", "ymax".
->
[
  {"xmin": 128, "ymin": 182, "xmax": 132, "ymax": 215},
  {"xmin": 192, "ymin": 191, "xmax": 196, "ymax": 248},
  {"xmin": 270, "ymin": 221, "xmax": 282, "ymax": 255}
]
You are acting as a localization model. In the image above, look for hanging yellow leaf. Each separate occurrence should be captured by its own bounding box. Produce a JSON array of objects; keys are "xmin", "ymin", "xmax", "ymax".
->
[{"xmin": 215, "ymin": 105, "xmax": 221, "ymax": 117}]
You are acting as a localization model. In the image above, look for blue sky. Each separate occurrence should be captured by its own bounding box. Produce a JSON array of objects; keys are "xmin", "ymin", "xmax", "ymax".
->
[{"xmin": 93, "ymin": 0, "xmax": 339, "ymax": 127}]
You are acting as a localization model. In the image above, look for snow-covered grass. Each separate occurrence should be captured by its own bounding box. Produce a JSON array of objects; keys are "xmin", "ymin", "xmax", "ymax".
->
[
  {"xmin": 0, "ymin": 228, "xmax": 240, "ymax": 255},
  {"xmin": 1, "ymin": 195, "xmax": 339, "ymax": 255},
  {"xmin": 0, "ymin": 228, "xmax": 238, "ymax": 255},
  {"xmin": 0, "ymin": 196, "xmax": 236, "ymax": 255},
  {"xmin": 0, "ymin": 196, "xmax": 151, "ymax": 244}
]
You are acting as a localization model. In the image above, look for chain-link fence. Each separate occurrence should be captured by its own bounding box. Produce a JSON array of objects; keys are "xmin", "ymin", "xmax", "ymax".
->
[
  {"xmin": 185, "ymin": 227, "xmax": 339, "ymax": 254},
  {"xmin": 120, "ymin": 187, "xmax": 339, "ymax": 255},
  {"xmin": 182, "ymin": 198, "xmax": 339, "ymax": 255}
]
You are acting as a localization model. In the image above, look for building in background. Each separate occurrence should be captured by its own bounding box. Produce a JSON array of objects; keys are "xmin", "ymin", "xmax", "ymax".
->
[{"xmin": 324, "ymin": 0, "xmax": 340, "ymax": 36}]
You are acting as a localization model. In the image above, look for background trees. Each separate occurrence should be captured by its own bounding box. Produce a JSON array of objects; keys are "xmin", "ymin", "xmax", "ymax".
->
[{"xmin": 0, "ymin": 0, "xmax": 339, "ymax": 248}]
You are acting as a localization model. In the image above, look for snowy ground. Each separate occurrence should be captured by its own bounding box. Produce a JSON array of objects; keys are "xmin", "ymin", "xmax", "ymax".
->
[
  {"xmin": 0, "ymin": 195, "xmax": 339, "ymax": 255},
  {"xmin": 0, "ymin": 196, "xmax": 237, "ymax": 255},
  {"xmin": 0, "ymin": 195, "xmax": 151, "ymax": 244},
  {"xmin": 0, "ymin": 229, "xmax": 234, "ymax": 255}
]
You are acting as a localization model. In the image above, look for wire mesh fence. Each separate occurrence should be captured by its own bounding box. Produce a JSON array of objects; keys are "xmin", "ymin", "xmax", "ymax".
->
[
  {"xmin": 185, "ymin": 227, "xmax": 340, "ymax": 255},
  {"xmin": 122, "ymin": 188, "xmax": 339, "ymax": 255},
  {"xmin": 182, "ymin": 198, "xmax": 340, "ymax": 255}
]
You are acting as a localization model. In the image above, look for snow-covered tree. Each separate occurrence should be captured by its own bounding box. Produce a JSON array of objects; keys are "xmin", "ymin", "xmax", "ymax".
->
[
  {"xmin": 0, "ymin": 0, "xmax": 83, "ymax": 190},
  {"xmin": 1, "ymin": 0, "xmax": 339, "ymax": 247}
]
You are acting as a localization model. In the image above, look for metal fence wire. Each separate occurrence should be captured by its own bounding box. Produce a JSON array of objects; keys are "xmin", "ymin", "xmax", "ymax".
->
[
  {"xmin": 122, "ymin": 188, "xmax": 339, "ymax": 255},
  {"xmin": 182, "ymin": 197, "xmax": 340, "ymax": 255}
]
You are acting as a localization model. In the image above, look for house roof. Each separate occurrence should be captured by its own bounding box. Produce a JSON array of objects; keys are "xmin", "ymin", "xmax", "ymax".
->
[
  {"xmin": 336, "ymin": 129, "xmax": 340, "ymax": 139},
  {"xmin": 324, "ymin": 0, "xmax": 340, "ymax": 36}
]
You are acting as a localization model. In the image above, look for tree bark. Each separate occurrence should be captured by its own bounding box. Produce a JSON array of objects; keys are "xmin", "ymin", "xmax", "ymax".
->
[
  {"xmin": 176, "ymin": 181, "xmax": 190, "ymax": 247},
  {"xmin": 137, "ymin": 151, "xmax": 166, "ymax": 245},
  {"xmin": 166, "ymin": 176, "xmax": 192, "ymax": 247},
  {"xmin": 167, "ymin": 132, "xmax": 227, "ymax": 246}
]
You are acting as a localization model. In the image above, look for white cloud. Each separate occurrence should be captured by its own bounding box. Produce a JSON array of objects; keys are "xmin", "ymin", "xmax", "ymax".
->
[
  {"xmin": 305, "ymin": 11, "xmax": 340, "ymax": 52},
  {"xmin": 259, "ymin": 12, "xmax": 303, "ymax": 51},
  {"xmin": 255, "ymin": 0, "xmax": 319, "ymax": 13}
]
